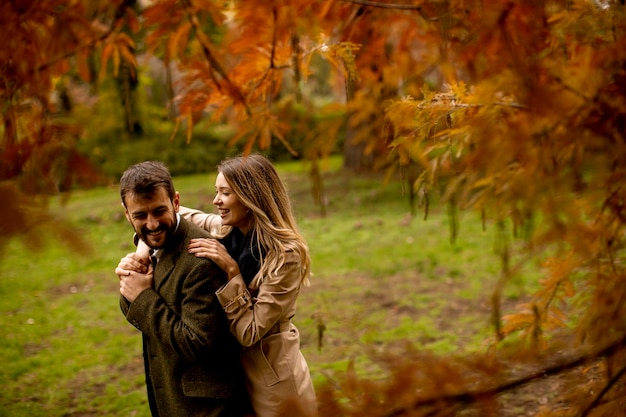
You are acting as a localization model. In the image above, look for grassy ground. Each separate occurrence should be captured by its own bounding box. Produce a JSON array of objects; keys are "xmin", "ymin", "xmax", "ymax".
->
[{"xmin": 0, "ymin": 158, "xmax": 540, "ymax": 416}]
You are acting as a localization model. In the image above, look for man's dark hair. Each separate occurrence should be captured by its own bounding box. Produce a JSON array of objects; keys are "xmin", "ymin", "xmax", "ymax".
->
[{"xmin": 119, "ymin": 161, "xmax": 176, "ymax": 206}]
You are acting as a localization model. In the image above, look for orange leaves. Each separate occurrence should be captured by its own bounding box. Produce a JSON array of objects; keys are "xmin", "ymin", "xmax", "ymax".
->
[
  {"xmin": 155, "ymin": 0, "xmax": 367, "ymax": 152},
  {"xmin": 1, "ymin": 2, "xmax": 73, "ymax": 96},
  {"xmin": 0, "ymin": 0, "xmax": 136, "ymax": 102},
  {"xmin": 1, "ymin": 0, "xmax": 128, "ymax": 199},
  {"xmin": 143, "ymin": 0, "xmax": 252, "ymax": 114},
  {"xmin": 166, "ymin": 21, "xmax": 192, "ymax": 63},
  {"xmin": 143, "ymin": 0, "xmax": 187, "ymax": 59},
  {"xmin": 99, "ymin": 32, "xmax": 137, "ymax": 80},
  {"xmin": 143, "ymin": 0, "xmax": 225, "ymax": 63},
  {"xmin": 189, "ymin": 0, "xmax": 226, "ymax": 26},
  {"xmin": 229, "ymin": 111, "xmax": 294, "ymax": 156}
]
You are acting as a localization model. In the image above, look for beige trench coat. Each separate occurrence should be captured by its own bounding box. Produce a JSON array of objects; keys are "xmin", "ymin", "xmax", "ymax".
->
[{"xmin": 180, "ymin": 207, "xmax": 318, "ymax": 417}]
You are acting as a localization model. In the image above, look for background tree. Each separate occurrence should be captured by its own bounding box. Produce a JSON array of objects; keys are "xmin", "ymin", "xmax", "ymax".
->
[
  {"xmin": 111, "ymin": 0, "xmax": 144, "ymax": 135},
  {"xmin": 2, "ymin": 0, "xmax": 626, "ymax": 415},
  {"xmin": 0, "ymin": 0, "xmax": 133, "ymax": 253},
  {"xmin": 335, "ymin": 1, "xmax": 626, "ymax": 416}
]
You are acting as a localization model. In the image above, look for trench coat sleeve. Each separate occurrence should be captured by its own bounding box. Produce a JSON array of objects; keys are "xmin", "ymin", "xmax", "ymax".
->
[
  {"xmin": 124, "ymin": 260, "xmax": 224, "ymax": 362},
  {"xmin": 215, "ymin": 251, "xmax": 301, "ymax": 347},
  {"xmin": 179, "ymin": 206, "xmax": 221, "ymax": 235}
]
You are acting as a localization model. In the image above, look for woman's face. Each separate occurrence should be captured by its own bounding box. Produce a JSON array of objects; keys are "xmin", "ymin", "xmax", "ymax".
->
[{"xmin": 213, "ymin": 172, "xmax": 251, "ymax": 233}]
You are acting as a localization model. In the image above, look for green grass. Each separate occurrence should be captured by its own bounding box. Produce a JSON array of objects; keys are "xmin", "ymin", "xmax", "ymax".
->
[{"xmin": 0, "ymin": 157, "xmax": 541, "ymax": 416}]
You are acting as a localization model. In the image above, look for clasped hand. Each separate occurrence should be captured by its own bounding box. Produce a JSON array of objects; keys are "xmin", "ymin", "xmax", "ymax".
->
[{"xmin": 116, "ymin": 253, "xmax": 153, "ymax": 302}]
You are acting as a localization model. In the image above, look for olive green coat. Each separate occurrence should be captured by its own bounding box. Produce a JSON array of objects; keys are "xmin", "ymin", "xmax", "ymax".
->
[{"xmin": 120, "ymin": 218, "xmax": 250, "ymax": 417}]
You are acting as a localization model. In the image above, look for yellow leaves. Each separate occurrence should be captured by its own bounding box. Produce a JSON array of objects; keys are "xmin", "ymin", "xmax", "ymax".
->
[
  {"xmin": 447, "ymin": 80, "xmax": 468, "ymax": 99},
  {"xmin": 499, "ymin": 251, "xmax": 583, "ymax": 346},
  {"xmin": 383, "ymin": 97, "xmax": 419, "ymax": 135},
  {"xmin": 384, "ymin": 82, "xmax": 478, "ymax": 173},
  {"xmin": 99, "ymin": 32, "xmax": 136, "ymax": 81},
  {"xmin": 309, "ymin": 40, "xmax": 361, "ymax": 88}
]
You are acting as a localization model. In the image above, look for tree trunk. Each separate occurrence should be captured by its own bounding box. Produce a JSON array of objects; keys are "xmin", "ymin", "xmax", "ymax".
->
[
  {"xmin": 117, "ymin": 61, "xmax": 143, "ymax": 135},
  {"xmin": 342, "ymin": 130, "xmax": 375, "ymax": 172},
  {"xmin": 117, "ymin": 0, "xmax": 143, "ymax": 135}
]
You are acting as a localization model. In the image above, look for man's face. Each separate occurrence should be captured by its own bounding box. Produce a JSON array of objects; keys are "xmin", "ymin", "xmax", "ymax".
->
[{"xmin": 123, "ymin": 187, "xmax": 180, "ymax": 249}]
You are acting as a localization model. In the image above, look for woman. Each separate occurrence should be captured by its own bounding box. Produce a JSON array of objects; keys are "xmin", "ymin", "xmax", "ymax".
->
[{"xmin": 120, "ymin": 154, "xmax": 317, "ymax": 417}]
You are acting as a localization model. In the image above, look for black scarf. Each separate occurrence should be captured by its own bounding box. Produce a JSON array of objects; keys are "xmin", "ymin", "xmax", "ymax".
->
[{"xmin": 219, "ymin": 228, "xmax": 263, "ymax": 286}]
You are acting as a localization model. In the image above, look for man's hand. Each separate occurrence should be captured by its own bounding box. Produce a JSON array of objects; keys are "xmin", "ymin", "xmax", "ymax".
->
[
  {"xmin": 116, "ymin": 252, "xmax": 153, "ymax": 302},
  {"xmin": 119, "ymin": 270, "xmax": 154, "ymax": 302}
]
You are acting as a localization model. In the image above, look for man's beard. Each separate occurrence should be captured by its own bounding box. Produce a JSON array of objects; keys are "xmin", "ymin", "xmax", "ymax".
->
[{"xmin": 138, "ymin": 223, "xmax": 175, "ymax": 249}]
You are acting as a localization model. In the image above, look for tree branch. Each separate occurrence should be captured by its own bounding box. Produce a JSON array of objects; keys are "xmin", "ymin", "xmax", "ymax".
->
[{"xmin": 384, "ymin": 334, "xmax": 626, "ymax": 417}]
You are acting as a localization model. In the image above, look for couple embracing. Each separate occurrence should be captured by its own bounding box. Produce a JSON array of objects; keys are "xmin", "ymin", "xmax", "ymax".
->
[{"xmin": 116, "ymin": 154, "xmax": 317, "ymax": 417}]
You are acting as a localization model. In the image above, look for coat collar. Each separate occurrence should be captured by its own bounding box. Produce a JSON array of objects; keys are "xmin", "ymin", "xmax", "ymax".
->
[{"xmin": 152, "ymin": 217, "xmax": 188, "ymax": 291}]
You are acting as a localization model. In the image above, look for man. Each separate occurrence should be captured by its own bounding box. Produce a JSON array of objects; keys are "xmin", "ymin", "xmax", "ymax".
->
[{"xmin": 115, "ymin": 161, "xmax": 249, "ymax": 417}]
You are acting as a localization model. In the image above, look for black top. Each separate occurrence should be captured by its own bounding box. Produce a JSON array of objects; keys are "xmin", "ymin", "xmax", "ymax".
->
[{"xmin": 219, "ymin": 228, "xmax": 263, "ymax": 286}]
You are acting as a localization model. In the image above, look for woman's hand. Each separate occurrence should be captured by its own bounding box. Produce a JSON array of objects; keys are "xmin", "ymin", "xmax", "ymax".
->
[
  {"xmin": 188, "ymin": 238, "xmax": 241, "ymax": 280},
  {"xmin": 116, "ymin": 252, "xmax": 150, "ymax": 276}
]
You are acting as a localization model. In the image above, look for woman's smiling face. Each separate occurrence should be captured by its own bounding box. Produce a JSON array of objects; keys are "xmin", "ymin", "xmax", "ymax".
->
[{"xmin": 213, "ymin": 172, "xmax": 251, "ymax": 234}]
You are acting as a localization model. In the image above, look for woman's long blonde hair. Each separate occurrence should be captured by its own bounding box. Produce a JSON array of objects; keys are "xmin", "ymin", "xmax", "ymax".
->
[{"xmin": 215, "ymin": 154, "xmax": 311, "ymax": 285}]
